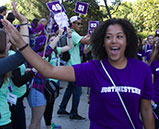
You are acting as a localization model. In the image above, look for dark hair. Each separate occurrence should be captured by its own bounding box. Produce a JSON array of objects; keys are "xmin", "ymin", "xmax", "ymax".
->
[
  {"xmin": 32, "ymin": 18, "xmax": 39, "ymax": 28},
  {"xmin": 0, "ymin": 6, "xmax": 7, "ymax": 13},
  {"xmin": 91, "ymin": 18, "xmax": 138, "ymax": 60},
  {"xmin": 33, "ymin": 35, "xmax": 46, "ymax": 52},
  {"xmin": 147, "ymin": 35, "xmax": 153, "ymax": 39},
  {"xmin": 0, "ymin": 29, "xmax": 7, "ymax": 56},
  {"xmin": 149, "ymin": 44, "xmax": 159, "ymax": 65},
  {"xmin": 6, "ymin": 12, "xmax": 15, "ymax": 23},
  {"xmin": 155, "ymin": 34, "xmax": 159, "ymax": 37}
]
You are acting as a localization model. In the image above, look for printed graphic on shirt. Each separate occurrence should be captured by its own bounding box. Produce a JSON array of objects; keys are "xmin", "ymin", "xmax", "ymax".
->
[
  {"xmin": 101, "ymin": 86, "xmax": 141, "ymax": 95},
  {"xmin": 155, "ymin": 67, "xmax": 159, "ymax": 72}
]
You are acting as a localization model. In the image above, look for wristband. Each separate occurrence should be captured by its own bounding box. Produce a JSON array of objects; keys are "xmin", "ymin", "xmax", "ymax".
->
[
  {"xmin": 19, "ymin": 44, "xmax": 29, "ymax": 51},
  {"xmin": 30, "ymin": 69, "xmax": 36, "ymax": 76},
  {"xmin": 22, "ymin": 35, "xmax": 29, "ymax": 37},
  {"xmin": 20, "ymin": 22, "xmax": 28, "ymax": 26}
]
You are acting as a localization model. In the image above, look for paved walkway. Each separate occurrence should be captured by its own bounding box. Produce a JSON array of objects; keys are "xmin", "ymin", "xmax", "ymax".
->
[{"xmin": 24, "ymin": 81, "xmax": 90, "ymax": 129}]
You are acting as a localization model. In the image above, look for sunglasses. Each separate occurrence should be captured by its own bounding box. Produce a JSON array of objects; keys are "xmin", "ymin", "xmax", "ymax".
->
[{"xmin": 74, "ymin": 22, "xmax": 83, "ymax": 26}]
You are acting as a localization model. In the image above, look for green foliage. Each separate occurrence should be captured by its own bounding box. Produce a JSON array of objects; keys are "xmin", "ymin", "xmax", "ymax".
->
[
  {"xmin": 131, "ymin": 0, "xmax": 159, "ymax": 32},
  {"xmin": 110, "ymin": 1, "xmax": 133, "ymax": 19},
  {"xmin": 4, "ymin": 0, "xmax": 159, "ymax": 37},
  {"xmin": 5, "ymin": 0, "xmax": 103, "ymax": 35},
  {"xmin": 100, "ymin": 0, "xmax": 159, "ymax": 36},
  {"xmin": 63, "ymin": 0, "xmax": 103, "ymax": 35},
  {"xmin": 13, "ymin": 0, "xmax": 50, "ymax": 20},
  {"xmin": 137, "ymin": 31, "xmax": 155, "ymax": 39}
]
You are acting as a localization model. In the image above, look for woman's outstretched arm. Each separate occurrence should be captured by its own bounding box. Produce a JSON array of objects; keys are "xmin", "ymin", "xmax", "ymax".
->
[{"xmin": 1, "ymin": 19, "xmax": 75, "ymax": 82}]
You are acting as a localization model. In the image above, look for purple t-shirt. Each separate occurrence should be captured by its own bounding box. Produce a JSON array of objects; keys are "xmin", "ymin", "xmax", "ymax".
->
[
  {"xmin": 37, "ymin": 23, "xmax": 45, "ymax": 35},
  {"xmin": 150, "ymin": 60, "xmax": 159, "ymax": 102},
  {"xmin": 145, "ymin": 44, "xmax": 153, "ymax": 61},
  {"xmin": 73, "ymin": 58, "xmax": 153, "ymax": 129}
]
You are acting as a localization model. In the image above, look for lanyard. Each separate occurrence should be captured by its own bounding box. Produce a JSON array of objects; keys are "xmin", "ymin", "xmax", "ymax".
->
[
  {"xmin": 51, "ymin": 57, "xmax": 59, "ymax": 66},
  {"xmin": 8, "ymin": 80, "xmax": 13, "ymax": 93}
]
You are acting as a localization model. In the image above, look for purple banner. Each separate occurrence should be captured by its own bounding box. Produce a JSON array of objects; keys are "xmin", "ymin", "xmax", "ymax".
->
[
  {"xmin": 88, "ymin": 21, "xmax": 99, "ymax": 29},
  {"xmin": 88, "ymin": 30, "xmax": 93, "ymax": 35},
  {"xmin": 74, "ymin": 1, "xmax": 89, "ymax": 15},
  {"xmin": 46, "ymin": 1, "xmax": 65, "ymax": 14},
  {"xmin": 88, "ymin": 21, "xmax": 99, "ymax": 34}
]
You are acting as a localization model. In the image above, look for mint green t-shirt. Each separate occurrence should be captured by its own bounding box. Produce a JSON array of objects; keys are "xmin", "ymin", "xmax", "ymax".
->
[
  {"xmin": 10, "ymin": 64, "xmax": 27, "ymax": 98},
  {"xmin": 0, "ymin": 80, "xmax": 11, "ymax": 126},
  {"xmin": 8, "ymin": 50, "xmax": 27, "ymax": 98},
  {"xmin": 66, "ymin": 29, "xmax": 82, "ymax": 66},
  {"xmin": 47, "ymin": 47, "xmax": 61, "ymax": 83},
  {"xmin": 0, "ymin": 51, "xmax": 27, "ymax": 126}
]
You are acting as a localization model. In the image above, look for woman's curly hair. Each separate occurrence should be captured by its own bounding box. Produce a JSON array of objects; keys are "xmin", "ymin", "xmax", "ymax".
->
[{"xmin": 91, "ymin": 18, "xmax": 138, "ymax": 60}]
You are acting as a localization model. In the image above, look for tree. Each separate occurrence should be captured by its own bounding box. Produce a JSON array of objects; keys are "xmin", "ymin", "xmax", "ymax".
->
[
  {"xmin": 62, "ymin": 0, "xmax": 103, "ymax": 34},
  {"xmin": 131, "ymin": 0, "xmax": 159, "ymax": 32},
  {"xmin": 103, "ymin": 0, "xmax": 112, "ymax": 18},
  {"xmin": 6, "ymin": 0, "xmax": 103, "ymax": 35},
  {"xmin": 102, "ymin": 0, "xmax": 122, "ymax": 19}
]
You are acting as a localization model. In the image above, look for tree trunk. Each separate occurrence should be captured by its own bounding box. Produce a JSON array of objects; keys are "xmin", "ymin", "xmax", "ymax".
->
[{"xmin": 103, "ymin": 0, "xmax": 112, "ymax": 19}]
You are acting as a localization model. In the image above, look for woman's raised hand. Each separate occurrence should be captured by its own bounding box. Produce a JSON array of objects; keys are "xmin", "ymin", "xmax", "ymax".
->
[
  {"xmin": 58, "ymin": 27, "xmax": 64, "ymax": 37},
  {"xmin": 1, "ymin": 19, "xmax": 26, "ymax": 48},
  {"xmin": 12, "ymin": 0, "xmax": 28, "ymax": 24},
  {"xmin": 67, "ymin": 27, "xmax": 72, "ymax": 37}
]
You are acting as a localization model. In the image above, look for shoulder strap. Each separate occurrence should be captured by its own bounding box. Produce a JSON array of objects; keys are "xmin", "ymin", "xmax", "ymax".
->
[
  {"xmin": 0, "ymin": 79, "xmax": 4, "ymax": 89},
  {"xmin": 100, "ymin": 60, "xmax": 136, "ymax": 129}
]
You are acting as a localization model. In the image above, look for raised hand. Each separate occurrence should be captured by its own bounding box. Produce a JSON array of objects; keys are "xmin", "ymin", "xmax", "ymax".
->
[
  {"xmin": 66, "ymin": 27, "xmax": 72, "ymax": 38},
  {"xmin": 58, "ymin": 27, "xmax": 64, "ymax": 36},
  {"xmin": 1, "ymin": 19, "xmax": 26, "ymax": 48},
  {"xmin": 11, "ymin": 0, "xmax": 28, "ymax": 24}
]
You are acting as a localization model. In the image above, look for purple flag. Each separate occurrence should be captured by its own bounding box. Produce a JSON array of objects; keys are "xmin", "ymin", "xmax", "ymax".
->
[
  {"xmin": 88, "ymin": 21, "xmax": 99, "ymax": 34},
  {"xmin": 46, "ymin": 0, "xmax": 65, "ymax": 14},
  {"xmin": 74, "ymin": 1, "xmax": 89, "ymax": 15}
]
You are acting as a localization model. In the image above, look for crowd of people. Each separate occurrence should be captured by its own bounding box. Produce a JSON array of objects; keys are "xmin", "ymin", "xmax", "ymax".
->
[{"xmin": 0, "ymin": 0, "xmax": 159, "ymax": 129}]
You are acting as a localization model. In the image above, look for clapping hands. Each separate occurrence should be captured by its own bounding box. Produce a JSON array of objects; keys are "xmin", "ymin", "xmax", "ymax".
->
[
  {"xmin": 11, "ymin": 0, "xmax": 28, "ymax": 24},
  {"xmin": 1, "ymin": 19, "xmax": 25, "ymax": 48}
]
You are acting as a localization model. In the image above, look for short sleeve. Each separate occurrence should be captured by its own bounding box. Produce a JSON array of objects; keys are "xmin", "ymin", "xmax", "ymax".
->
[
  {"xmin": 57, "ymin": 47, "xmax": 61, "ymax": 55},
  {"xmin": 45, "ymin": 45, "xmax": 54, "ymax": 57},
  {"xmin": 73, "ymin": 61, "xmax": 94, "ymax": 87},
  {"xmin": 71, "ymin": 31, "xmax": 82, "ymax": 46},
  {"xmin": 0, "ymin": 51, "xmax": 25, "ymax": 76},
  {"xmin": 142, "ymin": 66, "xmax": 154, "ymax": 100},
  {"xmin": 37, "ymin": 24, "xmax": 43, "ymax": 33}
]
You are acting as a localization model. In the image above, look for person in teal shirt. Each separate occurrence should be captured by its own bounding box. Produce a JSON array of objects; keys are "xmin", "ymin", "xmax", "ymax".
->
[
  {"xmin": 57, "ymin": 16, "xmax": 91, "ymax": 120},
  {"xmin": 0, "ymin": 1, "xmax": 31, "ymax": 128},
  {"xmin": 0, "ymin": 50, "xmax": 34, "ymax": 129},
  {"xmin": 44, "ymin": 28, "xmax": 73, "ymax": 129},
  {"xmin": 8, "ymin": 50, "xmax": 35, "ymax": 129}
]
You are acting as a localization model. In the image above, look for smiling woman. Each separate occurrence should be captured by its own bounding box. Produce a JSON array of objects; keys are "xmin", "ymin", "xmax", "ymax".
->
[{"xmin": 1, "ymin": 17, "xmax": 155, "ymax": 129}]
